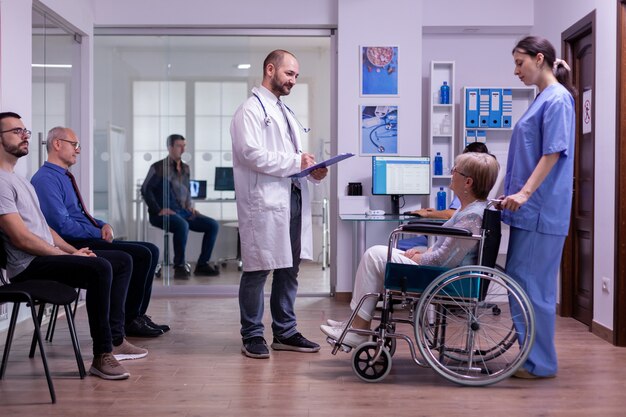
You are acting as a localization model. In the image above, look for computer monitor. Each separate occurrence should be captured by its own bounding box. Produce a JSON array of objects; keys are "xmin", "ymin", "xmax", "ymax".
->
[
  {"xmin": 189, "ymin": 179, "xmax": 207, "ymax": 200},
  {"xmin": 214, "ymin": 167, "xmax": 235, "ymax": 192},
  {"xmin": 372, "ymin": 156, "xmax": 431, "ymax": 214}
]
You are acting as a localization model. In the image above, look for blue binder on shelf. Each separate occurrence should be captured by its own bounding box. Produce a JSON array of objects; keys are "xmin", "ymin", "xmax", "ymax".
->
[
  {"xmin": 465, "ymin": 88, "xmax": 479, "ymax": 128},
  {"xmin": 479, "ymin": 89, "xmax": 490, "ymax": 127},
  {"xmin": 465, "ymin": 129, "xmax": 477, "ymax": 145},
  {"xmin": 502, "ymin": 88, "xmax": 513, "ymax": 128},
  {"xmin": 476, "ymin": 130, "xmax": 487, "ymax": 143},
  {"xmin": 488, "ymin": 89, "xmax": 502, "ymax": 128}
]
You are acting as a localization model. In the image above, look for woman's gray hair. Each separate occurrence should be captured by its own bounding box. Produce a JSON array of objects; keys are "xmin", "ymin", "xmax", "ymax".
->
[{"xmin": 454, "ymin": 152, "xmax": 499, "ymax": 200}]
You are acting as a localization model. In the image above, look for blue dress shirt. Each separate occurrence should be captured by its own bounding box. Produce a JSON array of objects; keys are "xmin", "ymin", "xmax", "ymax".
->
[{"xmin": 31, "ymin": 161, "xmax": 105, "ymax": 240}]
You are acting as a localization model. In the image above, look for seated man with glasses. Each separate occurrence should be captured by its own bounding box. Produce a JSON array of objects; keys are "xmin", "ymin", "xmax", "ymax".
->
[
  {"xmin": 0, "ymin": 112, "xmax": 146, "ymax": 380},
  {"xmin": 31, "ymin": 126, "xmax": 169, "ymax": 338}
]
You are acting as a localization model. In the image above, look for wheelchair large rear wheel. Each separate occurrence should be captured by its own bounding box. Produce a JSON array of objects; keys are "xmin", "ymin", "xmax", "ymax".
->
[
  {"xmin": 351, "ymin": 342, "xmax": 392, "ymax": 383},
  {"xmin": 415, "ymin": 266, "xmax": 535, "ymax": 386}
]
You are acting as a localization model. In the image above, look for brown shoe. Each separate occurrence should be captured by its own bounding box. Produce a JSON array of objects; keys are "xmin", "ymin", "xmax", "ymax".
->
[
  {"xmin": 112, "ymin": 338, "xmax": 148, "ymax": 361},
  {"xmin": 89, "ymin": 352, "xmax": 130, "ymax": 380},
  {"xmin": 512, "ymin": 368, "xmax": 556, "ymax": 379}
]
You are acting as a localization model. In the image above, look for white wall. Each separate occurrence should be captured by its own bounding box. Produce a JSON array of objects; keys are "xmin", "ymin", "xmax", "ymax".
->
[
  {"xmin": 93, "ymin": 0, "xmax": 336, "ymax": 27},
  {"xmin": 534, "ymin": 0, "xmax": 617, "ymax": 330},
  {"xmin": 335, "ymin": 0, "xmax": 423, "ymax": 292}
]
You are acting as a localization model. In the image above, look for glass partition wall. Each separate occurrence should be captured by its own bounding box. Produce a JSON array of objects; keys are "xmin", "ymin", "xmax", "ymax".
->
[
  {"xmin": 94, "ymin": 34, "xmax": 332, "ymax": 294},
  {"xmin": 31, "ymin": 6, "xmax": 82, "ymax": 178}
]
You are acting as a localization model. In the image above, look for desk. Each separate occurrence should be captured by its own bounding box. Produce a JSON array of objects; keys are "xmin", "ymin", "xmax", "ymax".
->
[{"xmin": 340, "ymin": 214, "xmax": 416, "ymax": 280}]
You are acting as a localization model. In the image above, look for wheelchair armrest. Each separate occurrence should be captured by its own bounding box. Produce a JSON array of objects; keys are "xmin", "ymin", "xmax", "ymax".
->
[{"xmin": 400, "ymin": 223, "xmax": 473, "ymax": 237}]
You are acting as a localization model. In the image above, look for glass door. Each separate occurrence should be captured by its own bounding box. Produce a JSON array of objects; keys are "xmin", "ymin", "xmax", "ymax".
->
[
  {"xmin": 94, "ymin": 33, "xmax": 332, "ymax": 294},
  {"xmin": 31, "ymin": 6, "xmax": 82, "ymax": 178}
]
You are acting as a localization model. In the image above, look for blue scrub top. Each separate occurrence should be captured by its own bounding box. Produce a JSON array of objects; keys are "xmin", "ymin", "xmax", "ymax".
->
[{"xmin": 502, "ymin": 83, "xmax": 575, "ymax": 236}]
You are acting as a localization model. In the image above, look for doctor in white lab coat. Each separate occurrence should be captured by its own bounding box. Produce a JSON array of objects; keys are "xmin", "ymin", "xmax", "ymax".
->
[{"xmin": 230, "ymin": 49, "xmax": 328, "ymax": 359}]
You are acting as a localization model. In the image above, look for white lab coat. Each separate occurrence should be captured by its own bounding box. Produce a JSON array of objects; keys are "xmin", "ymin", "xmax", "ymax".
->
[{"xmin": 230, "ymin": 86, "xmax": 314, "ymax": 272}]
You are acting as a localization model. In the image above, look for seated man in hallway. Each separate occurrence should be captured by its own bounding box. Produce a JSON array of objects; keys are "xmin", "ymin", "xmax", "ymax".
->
[
  {"xmin": 0, "ymin": 112, "xmax": 147, "ymax": 380},
  {"xmin": 141, "ymin": 133, "xmax": 220, "ymax": 279},
  {"xmin": 31, "ymin": 126, "xmax": 169, "ymax": 338}
]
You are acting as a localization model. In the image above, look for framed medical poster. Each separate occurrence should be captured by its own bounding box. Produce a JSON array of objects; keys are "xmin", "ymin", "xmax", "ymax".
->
[
  {"xmin": 360, "ymin": 46, "xmax": 398, "ymax": 96},
  {"xmin": 360, "ymin": 105, "xmax": 398, "ymax": 155}
]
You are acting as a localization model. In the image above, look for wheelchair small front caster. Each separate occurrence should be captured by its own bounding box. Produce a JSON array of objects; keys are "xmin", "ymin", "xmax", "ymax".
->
[{"xmin": 351, "ymin": 342, "xmax": 392, "ymax": 383}]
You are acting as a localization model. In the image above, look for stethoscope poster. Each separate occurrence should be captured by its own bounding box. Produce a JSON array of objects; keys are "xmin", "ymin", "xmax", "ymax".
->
[
  {"xmin": 360, "ymin": 105, "xmax": 398, "ymax": 155},
  {"xmin": 360, "ymin": 46, "xmax": 398, "ymax": 96}
]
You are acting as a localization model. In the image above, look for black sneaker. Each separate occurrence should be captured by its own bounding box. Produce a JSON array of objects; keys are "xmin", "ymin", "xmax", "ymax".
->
[
  {"xmin": 141, "ymin": 315, "xmax": 170, "ymax": 333},
  {"xmin": 241, "ymin": 336, "xmax": 270, "ymax": 359},
  {"xmin": 194, "ymin": 263, "xmax": 220, "ymax": 276},
  {"xmin": 125, "ymin": 316, "xmax": 163, "ymax": 337},
  {"xmin": 173, "ymin": 264, "xmax": 191, "ymax": 279},
  {"xmin": 271, "ymin": 332, "xmax": 320, "ymax": 353}
]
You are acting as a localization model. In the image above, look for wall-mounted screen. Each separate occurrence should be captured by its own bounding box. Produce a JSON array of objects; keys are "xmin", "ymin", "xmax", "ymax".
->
[
  {"xmin": 214, "ymin": 167, "xmax": 235, "ymax": 192},
  {"xmin": 190, "ymin": 179, "xmax": 208, "ymax": 200}
]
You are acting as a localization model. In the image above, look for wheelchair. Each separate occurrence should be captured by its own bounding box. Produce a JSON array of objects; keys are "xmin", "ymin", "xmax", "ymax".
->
[{"xmin": 326, "ymin": 203, "xmax": 535, "ymax": 386}]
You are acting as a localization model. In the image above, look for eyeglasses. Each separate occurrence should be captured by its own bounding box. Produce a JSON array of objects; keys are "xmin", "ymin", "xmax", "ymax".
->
[
  {"xmin": 57, "ymin": 138, "xmax": 81, "ymax": 150},
  {"xmin": 451, "ymin": 166, "xmax": 470, "ymax": 178},
  {"xmin": 0, "ymin": 128, "xmax": 32, "ymax": 138}
]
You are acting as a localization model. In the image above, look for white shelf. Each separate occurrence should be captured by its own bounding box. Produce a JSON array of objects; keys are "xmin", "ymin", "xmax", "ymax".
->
[
  {"xmin": 460, "ymin": 86, "xmax": 536, "ymax": 254},
  {"xmin": 429, "ymin": 61, "xmax": 455, "ymax": 209}
]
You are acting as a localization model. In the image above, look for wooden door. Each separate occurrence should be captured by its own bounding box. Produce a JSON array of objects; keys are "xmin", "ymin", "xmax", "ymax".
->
[{"xmin": 561, "ymin": 16, "xmax": 595, "ymax": 327}]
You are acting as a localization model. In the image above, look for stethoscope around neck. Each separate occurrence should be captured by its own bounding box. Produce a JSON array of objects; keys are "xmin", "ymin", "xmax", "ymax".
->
[{"xmin": 252, "ymin": 93, "xmax": 311, "ymax": 133}]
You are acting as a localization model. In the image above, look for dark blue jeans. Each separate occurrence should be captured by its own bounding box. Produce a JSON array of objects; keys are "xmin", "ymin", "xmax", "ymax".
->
[
  {"xmin": 239, "ymin": 187, "xmax": 302, "ymax": 341},
  {"xmin": 67, "ymin": 239, "xmax": 159, "ymax": 322},
  {"xmin": 149, "ymin": 212, "xmax": 219, "ymax": 266},
  {"xmin": 11, "ymin": 250, "xmax": 132, "ymax": 355}
]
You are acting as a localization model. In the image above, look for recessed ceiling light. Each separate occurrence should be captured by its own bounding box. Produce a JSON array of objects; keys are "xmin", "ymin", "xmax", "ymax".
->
[
  {"xmin": 32, "ymin": 64, "xmax": 72, "ymax": 68},
  {"xmin": 237, "ymin": 64, "xmax": 251, "ymax": 70}
]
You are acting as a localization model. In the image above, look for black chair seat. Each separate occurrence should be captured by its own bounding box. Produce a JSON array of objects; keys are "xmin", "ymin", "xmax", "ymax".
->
[{"xmin": 0, "ymin": 280, "xmax": 78, "ymax": 305}]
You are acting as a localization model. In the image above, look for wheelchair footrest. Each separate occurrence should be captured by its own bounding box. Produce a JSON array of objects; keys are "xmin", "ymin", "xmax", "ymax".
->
[{"xmin": 326, "ymin": 337, "xmax": 352, "ymax": 353}]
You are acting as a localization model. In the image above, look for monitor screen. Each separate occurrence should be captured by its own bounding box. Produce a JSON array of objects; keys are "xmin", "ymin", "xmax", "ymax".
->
[
  {"xmin": 372, "ymin": 156, "xmax": 431, "ymax": 195},
  {"xmin": 214, "ymin": 167, "xmax": 235, "ymax": 191},
  {"xmin": 189, "ymin": 179, "xmax": 207, "ymax": 200}
]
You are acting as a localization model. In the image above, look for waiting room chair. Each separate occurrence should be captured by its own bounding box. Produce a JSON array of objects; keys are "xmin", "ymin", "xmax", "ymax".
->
[{"xmin": 0, "ymin": 243, "xmax": 85, "ymax": 403}]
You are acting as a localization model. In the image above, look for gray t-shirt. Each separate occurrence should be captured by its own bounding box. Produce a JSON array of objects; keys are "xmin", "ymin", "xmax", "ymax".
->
[{"xmin": 0, "ymin": 170, "xmax": 54, "ymax": 279}]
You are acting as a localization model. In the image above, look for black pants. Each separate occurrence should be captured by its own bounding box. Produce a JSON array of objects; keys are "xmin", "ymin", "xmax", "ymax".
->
[
  {"xmin": 11, "ymin": 250, "xmax": 132, "ymax": 355},
  {"xmin": 67, "ymin": 239, "xmax": 158, "ymax": 323}
]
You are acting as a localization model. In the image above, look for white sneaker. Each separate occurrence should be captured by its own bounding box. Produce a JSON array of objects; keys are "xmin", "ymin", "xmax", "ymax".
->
[
  {"xmin": 326, "ymin": 318, "xmax": 346, "ymax": 328},
  {"xmin": 320, "ymin": 324, "xmax": 369, "ymax": 348}
]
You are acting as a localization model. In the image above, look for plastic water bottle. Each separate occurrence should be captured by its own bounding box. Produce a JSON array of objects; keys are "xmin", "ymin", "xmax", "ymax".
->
[
  {"xmin": 441, "ymin": 114, "xmax": 452, "ymax": 135},
  {"xmin": 434, "ymin": 152, "xmax": 443, "ymax": 176},
  {"xmin": 440, "ymin": 81, "xmax": 450, "ymax": 104},
  {"xmin": 437, "ymin": 187, "xmax": 446, "ymax": 211}
]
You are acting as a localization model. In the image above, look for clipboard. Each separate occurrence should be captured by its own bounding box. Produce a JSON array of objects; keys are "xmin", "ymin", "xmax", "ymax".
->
[{"xmin": 290, "ymin": 152, "xmax": 355, "ymax": 178}]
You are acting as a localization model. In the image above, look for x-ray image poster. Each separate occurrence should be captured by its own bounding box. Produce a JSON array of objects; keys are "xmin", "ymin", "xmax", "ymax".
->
[
  {"xmin": 360, "ymin": 105, "xmax": 398, "ymax": 155},
  {"xmin": 360, "ymin": 46, "xmax": 398, "ymax": 96}
]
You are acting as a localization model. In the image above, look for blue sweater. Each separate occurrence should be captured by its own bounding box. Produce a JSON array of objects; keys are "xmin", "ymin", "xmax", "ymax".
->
[{"xmin": 30, "ymin": 161, "xmax": 105, "ymax": 240}]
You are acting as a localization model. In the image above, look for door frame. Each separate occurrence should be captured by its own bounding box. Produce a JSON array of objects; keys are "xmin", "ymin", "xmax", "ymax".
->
[
  {"xmin": 615, "ymin": 0, "xmax": 626, "ymax": 346},
  {"xmin": 560, "ymin": 11, "xmax": 596, "ymax": 327}
]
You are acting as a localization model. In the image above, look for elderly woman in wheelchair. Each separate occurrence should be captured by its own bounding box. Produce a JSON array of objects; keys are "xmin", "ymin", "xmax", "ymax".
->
[{"xmin": 322, "ymin": 152, "xmax": 536, "ymax": 385}]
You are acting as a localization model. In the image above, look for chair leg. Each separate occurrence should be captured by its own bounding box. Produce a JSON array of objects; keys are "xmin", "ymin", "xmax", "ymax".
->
[
  {"xmin": 30, "ymin": 303, "xmax": 46, "ymax": 358},
  {"xmin": 46, "ymin": 289, "xmax": 80, "ymax": 343},
  {"xmin": 46, "ymin": 304, "xmax": 59, "ymax": 342},
  {"xmin": 0, "ymin": 303, "xmax": 20, "ymax": 379},
  {"xmin": 28, "ymin": 302, "xmax": 56, "ymax": 403},
  {"xmin": 64, "ymin": 304, "xmax": 86, "ymax": 378}
]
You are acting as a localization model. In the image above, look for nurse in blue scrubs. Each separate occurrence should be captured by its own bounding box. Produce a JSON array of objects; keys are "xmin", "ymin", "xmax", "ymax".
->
[{"xmin": 501, "ymin": 36, "xmax": 576, "ymax": 379}]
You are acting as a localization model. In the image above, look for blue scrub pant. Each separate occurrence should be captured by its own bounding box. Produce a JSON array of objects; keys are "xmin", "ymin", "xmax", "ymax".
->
[{"xmin": 506, "ymin": 226, "xmax": 565, "ymax": 377}]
